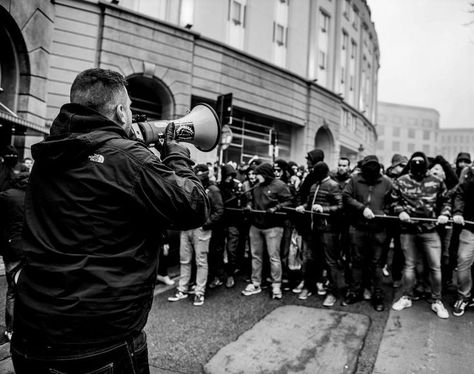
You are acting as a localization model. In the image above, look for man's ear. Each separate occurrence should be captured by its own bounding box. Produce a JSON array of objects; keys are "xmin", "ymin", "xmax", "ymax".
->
[{"xmin": 115, "ymin": 104, "xmax": 126, "ymax": 125}]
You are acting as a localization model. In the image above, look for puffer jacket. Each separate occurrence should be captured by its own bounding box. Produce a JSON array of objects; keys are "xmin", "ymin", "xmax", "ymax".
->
[
  {"xmin": 343, "ymin": 173, "xmax": 393, "ymax": 231},
  {"xmin": 14, "ymin": 103, "xmax": 209, "ymax": 348}
]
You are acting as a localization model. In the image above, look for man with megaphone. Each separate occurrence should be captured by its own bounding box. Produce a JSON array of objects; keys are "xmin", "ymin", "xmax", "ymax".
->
[{"xmin": 10, "ymin": 68, "xmax": 210, "ymax": 374}]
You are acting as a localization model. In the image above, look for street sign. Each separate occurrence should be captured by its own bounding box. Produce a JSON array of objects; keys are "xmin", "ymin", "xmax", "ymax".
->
[{"xmin": 220, "ymin": 124, "xmax": 233, "ymax": 150}]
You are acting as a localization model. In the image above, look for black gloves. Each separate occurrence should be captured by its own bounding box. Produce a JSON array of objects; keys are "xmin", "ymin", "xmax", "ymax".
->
[{"xmin": 155, "ymin": 122, "xmax": 192, "ymax": 163}]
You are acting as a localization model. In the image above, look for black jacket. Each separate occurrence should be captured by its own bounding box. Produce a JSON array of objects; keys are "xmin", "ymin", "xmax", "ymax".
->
[
  {"xmin": 0, "ymin": 172, "xmax": 29, "ymax": 264},
  {"xmin": 14, "ymin": 103, "xmax": 209, "ymax": 348}
]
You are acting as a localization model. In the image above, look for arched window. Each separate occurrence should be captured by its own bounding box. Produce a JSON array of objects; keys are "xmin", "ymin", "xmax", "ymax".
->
[{"xmin": 126, "ymin": 75, "xmax": 174, "ymax": 121}]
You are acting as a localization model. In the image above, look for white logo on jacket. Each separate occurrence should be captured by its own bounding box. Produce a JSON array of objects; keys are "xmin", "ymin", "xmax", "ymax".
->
[{"xmin": 88, "ymin": 154, "xmax": 104, "ymax": 163}]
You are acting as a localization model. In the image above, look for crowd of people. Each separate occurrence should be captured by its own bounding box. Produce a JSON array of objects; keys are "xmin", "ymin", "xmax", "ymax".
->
[
  {"xmin": 166, "ymin": 149, "xmax": 474, "ymax": 320},
  {"xmin": 0, "ymin": 67, "xmax": 472, "ymax": 372}
]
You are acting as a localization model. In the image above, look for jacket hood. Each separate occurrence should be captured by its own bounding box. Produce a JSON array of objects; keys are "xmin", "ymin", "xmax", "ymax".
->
[
  {"xmin": 456, "ymin": 152, "xmax": 471, "ymax": 164},
  {"xmin": 11, "ymin": 171, "xmax": 29, "ymax": 190},
  {"xmin": 32, "ymin": 103, "xmax": 129, "ymax": 168},
  {"xmin": 361, "ymin": 155, "xmax": 379, "ymax": 167},
  {"xmin": 306, "ymin": 149, "xmax": 324, "ymax": 164},
  {"xmin": 221, "ymin": 164, "xmax": 236, "ymax": 180},
  {"xmin": 255, "ymin": 163, "xmax": 275, "ymax": 182},
  {"xmin": 409, "ymin": 151, "xmax": 429, "ymax": 165}
]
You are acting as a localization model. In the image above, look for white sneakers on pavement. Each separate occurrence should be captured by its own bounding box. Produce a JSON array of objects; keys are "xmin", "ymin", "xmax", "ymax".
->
[
  {"xmin": 431, "ymin": 300, "xmax": 449, "ymax": 319},
  {"xmin": 392, "ymin": 296, "xmax": 412, "ymax": 311}
]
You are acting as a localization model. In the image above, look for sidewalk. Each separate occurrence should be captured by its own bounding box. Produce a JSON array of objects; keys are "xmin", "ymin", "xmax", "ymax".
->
[{"xmin": 373, "ymin": 297, "xmax": 474, "ymax": 373}]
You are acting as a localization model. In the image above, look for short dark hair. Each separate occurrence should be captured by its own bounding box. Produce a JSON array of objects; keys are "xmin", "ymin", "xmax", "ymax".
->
[
  {"xmin": 70, "ymin": 68, "xmax": 128, "ymax": 117},
  {"xmin": 338, "ymin": 157, "xmax": 350, "ymax": 166}
]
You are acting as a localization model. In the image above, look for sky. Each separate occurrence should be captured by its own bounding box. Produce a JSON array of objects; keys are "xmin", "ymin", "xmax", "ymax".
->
[{"xmin": 366, "ymin": 0, "xmax": 474, "ymax": 128}]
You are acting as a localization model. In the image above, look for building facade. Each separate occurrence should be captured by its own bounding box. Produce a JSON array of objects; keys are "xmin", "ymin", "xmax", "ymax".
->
[
  {"xmin": 1, "ymin": 0, "xmax": 379, "ymax": 167},
  {"xmin": 376, "ymin": 102, "xmax": 440, "ymax": 167},
  {"xmin": 438, "ymin": 128, "xmax": 474, "ymax": 165}
]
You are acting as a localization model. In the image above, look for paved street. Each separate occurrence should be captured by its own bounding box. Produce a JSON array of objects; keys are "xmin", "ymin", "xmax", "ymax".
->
[{"xmin": 0, "ymin": 271, "xmax": 473, "ymax": 373}]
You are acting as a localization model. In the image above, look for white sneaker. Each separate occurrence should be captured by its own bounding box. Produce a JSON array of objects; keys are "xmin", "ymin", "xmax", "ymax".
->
[
  {"xmin": 242, "ymin": 284, "xmax": 262, "ymax": 296},
  {"xmin": 431, "ymin": 300, "xmax": 449, "ymax": 319},
  {"xmin": 363, "ymin": 288, "xmax": 372, "ymax": 300},
  {"xmin": 316, "ymin": 282, "xmax": 327, "ymax": 296},
  {"xmin": 292, "ymin": 281, "xmax": 304, "ymax": 294},
  {"xmin": 298, "ymin": 288, "xmax": 312, "ymax": 300},
  {"xmin": 392, "ymin": 296, "xmax": 412, "ymax": 311},
  {"xmin": 272, "ymin": 285, "xmax": 282, "ymax": 299},
  {"xmin": 323, "ymin": 294, "xmax": 337, "ymax": 307}
]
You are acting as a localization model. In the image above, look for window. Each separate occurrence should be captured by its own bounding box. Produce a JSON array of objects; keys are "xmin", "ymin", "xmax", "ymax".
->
[
  {"xmin": 342, "ymin": 32, "xmax": 348, "ymax": 50},
  {"xmin": 408, "ymin": 143, "xmax": 415, "ymax": 153},
  {"xmin": 232, "ymin": 0, "xmax": 242, "ymax": 25},
  {"xmin": 340, "ymin": 67, "xmax": 345, "ymax": 83},
  {"xmin": 392, "ymin": 127, "xmax": 400, "ymax": 137},
  {"xmin": 377, "ymin": 126, "xmax": 384, "ymax": 136},
  {"xmin": 351, "ymin": 40, "xmax": 357, "ymax": 59},
  {"xmin": 319, "ymin": 51, "xmax": 326, "ymax": 69},
  {"xmin": 408, "ymin": 129, "xmax": 416, "ymax": 138},
  {"xmin": 274, "ymin": 23, "xmax": 285, "ymax": 45},
  {"xmin": 423, "ymin": 130, "xmax": 430, "ymax": 140},
  {"xmin": 352, "ymin": 6, "xmax": 359, "ymax": 29},
  {"xmin": 321, "ymin": 12, "xmax": 329, "ymax": 33},
  {"xmin": 423, "ymin": 144, "xmax": 430, "ymax": 154},
  {"xmin": 392, "ymin": 141, "xmax": 400, "ymax": 152}
]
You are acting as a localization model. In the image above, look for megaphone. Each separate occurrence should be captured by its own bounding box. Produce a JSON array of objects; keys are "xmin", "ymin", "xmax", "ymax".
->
[{"xmin": 131, "ymin": 103, "xmax": 221, "ymax": 152}]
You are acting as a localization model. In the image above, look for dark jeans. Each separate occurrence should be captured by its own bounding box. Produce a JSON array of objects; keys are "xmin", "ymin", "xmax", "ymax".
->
[
  {"xmin": 11, "ymin": 331, "xmax": 149, "ymax": 374},
  {"xmin": 381, "ymin": 224, "xmax": 404, "ymax": 282},
  {"xmin": 348, "ymin": 227, "xmax": 386, "ymax": 297},
  {"xmin": 302, "ymin": 230, "xmax": 329, "ymax": 291},
  {"xmin": 208, "ymin": 229, "xmax": 225, "ymax": 281},
  {"xmin": 225, "ymin": 225, "xmax": 240, "ymax": 276}
]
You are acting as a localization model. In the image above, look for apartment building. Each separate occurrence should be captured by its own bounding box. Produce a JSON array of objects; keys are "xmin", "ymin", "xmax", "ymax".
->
[{"xmin": 1, "ymin": 0, "xmax": 379, "ymax": 166}]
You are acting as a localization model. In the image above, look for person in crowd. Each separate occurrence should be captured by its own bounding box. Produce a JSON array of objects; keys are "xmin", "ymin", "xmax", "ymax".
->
[
  {"xmin": 0, "ymin": 171, "xmax": 29, "ymax": 341},
  {"xmin": 455, "ymin": 152, "xmax": 471, "ymax": 178},
  {"xmin": 451, "ymin": 165, "xmax": 474, "ymax": 316},
  {"xmin": 296, "ymin": 161, "xmax": 343, "ymax": 306},
  {"xmin": 342, "ymin": 155, "xmax": 393, "ymax": 311},
  {"xmin": 168, "ymin": 164, "xmax": 223, "ymax": 306},
  {"xmin": 10, "ymin": 68, "xmax": 209, "ymax": 373},
  {"xmin": 391, "ymin": 152, "xmax": 451, "ymax": 319},
  {"xmin": 273, "ymin": 158, "xmax": 297, "ymax": 288},
  {"xmin": 215, "ymin": 164, "xmax": 244, "ymax": 289},
  {"xmin": 242, "ymin": 163, "xmax": 293, "ymax": 299},
  {"xmin": 288, "ymin": 161, "xmax": 302, "ymax": 191},
  {"xmin": 330, "ymin": 157, "xmax": 352, "ymax": 285},
  {"xmin": 292, "ymin": 149, "xmax": 325, "ymax": 294},
  {"xmin": 429, "ymin": 155, "xmax": 459, "ymax": 291},
  {"xmin": 0, "ymin": 145, "xmax": 28, "ymax": 191},
  {"xmin": 382, "ymin": 154, "xmax": 408, "ymax": 288},
  {"xmin": 22, "ymin": 157, "xmax": 34, "ymax": 173},
  {"xmin": 156, "ymin": 231, "xmax": 175, "ymax": 286}
]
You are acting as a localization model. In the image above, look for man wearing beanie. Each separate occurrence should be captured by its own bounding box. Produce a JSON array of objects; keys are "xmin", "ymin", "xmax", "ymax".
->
[
  {"xmin": 391, "ymin": 151, "xmax": 451, "ymax": 318},
  {"xmin": 342, "ymin": 155, "xmax": 392, "ymax": 311},
  {"xmin": 296, "ymin": 161, "xmax": 342, "ymax": 306},
  {"xmin": 455, "ymin": 152, "xmax": 471, "ymax": 178},
  {"xmin": 168, "ymin": 164, "xmax": 223, "ymax": 306},
  {"xmin": 242, "ymin": 163, "xmax": 292, "ymax": 299}
]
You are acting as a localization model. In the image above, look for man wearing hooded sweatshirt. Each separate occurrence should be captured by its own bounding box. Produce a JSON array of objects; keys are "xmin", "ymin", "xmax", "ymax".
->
[
  {"xmin": 10, "ymin": 68, "xmax": 209, "ymax": 373},
  {"xmin": 342, "ymin": 155, "xmax": 392, "ymax": 311},
  {"xmin": 242, "ymin": 163, "xmax": 292, "ymax": 299},
  {"xmin": 391, "ymin": 151, "xmax": 451, "ymax": 319},
  {"xmin": 296, "ymin": 162, "xmax": 342, "ymax": 306},
  {"xmin": 215, "ymin": 164, "xmax": 244, "ymax": 288}
]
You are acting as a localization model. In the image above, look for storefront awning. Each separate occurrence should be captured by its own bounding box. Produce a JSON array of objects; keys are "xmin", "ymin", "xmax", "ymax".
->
[{"xmin": 0, "ymin": 111, "xmax": 49, "ymax": 135}]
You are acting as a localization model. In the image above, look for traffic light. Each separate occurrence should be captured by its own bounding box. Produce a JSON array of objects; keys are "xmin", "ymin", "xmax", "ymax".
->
[{"xmin": 216, "ymin": 93, "xmax": 233, "ymax": 126}]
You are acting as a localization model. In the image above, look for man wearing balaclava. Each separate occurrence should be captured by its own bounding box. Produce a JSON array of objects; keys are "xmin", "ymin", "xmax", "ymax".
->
[
  {"xmin": 241, "ymin": 163, "xmax": 292, "ymax": 299},
  {"xmin": 295, "ymin": 161, "xmax": 342, "ymax": 306},
  {"xmin": 391, "ymin": 151, "xmax": 451, "ymax": 319},
  {"xmin": 342, "ymin": 155, "xmax": 393, "ymax": 312}
]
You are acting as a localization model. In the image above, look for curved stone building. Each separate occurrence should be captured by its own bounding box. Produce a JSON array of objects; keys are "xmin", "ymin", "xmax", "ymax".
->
[{"xmin": 0, "ymin": 0, "xmax": 379, "ymax": 166}]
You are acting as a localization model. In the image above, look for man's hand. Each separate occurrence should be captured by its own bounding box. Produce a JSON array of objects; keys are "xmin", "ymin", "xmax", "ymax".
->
[
  {"xmin": 399, "ymin": 211, "xmax": 411, "ymax": 222},
  {"xmin": 437, "ymin": 215, "xmax": 449, "ymax": 225},
  {"xmin": 312, "ymin": 204, "xmax": 323, "ymax": 213},
  {"xmin": 453, "ymin": 215, "xmax": 465, "ymax": 226},
  {"xmin": 363, "ymin": 207, "xmax": 375, "ymax": 219},
  {"xmin": 295, "ymin": 205, "xmax": 305, "ymax": 213},
  {"xmin": 155, "ymin": 122, "xmax": 190, "ymax": 160},
  {"xmin": 163, "ymin": 244, "xmax": 170, "ymax": 256},
  {"xmin": 266, "ymin": 207, "xmax": 277, "ymax": 214}
]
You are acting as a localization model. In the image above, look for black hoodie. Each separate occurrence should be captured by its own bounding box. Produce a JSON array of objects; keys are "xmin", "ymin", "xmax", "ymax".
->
[{"xmin": 15, "ymin": 103, "xmax": 209, "ymax": 348}]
